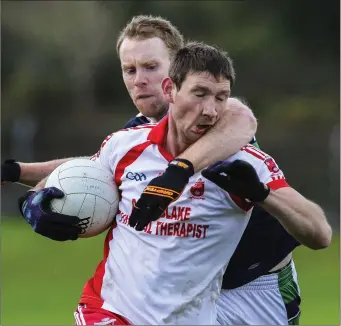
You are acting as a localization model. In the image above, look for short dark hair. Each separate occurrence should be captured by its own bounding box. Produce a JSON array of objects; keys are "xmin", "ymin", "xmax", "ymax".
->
[{"xmin": 169, "ymin": 41, "xmax": 236, "ymax": 90}]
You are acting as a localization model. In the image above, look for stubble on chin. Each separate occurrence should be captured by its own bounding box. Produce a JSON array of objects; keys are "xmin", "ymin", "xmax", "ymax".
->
[{"xmin": 154, "ymin": 102, "xmax": 169, "ymax": 121}]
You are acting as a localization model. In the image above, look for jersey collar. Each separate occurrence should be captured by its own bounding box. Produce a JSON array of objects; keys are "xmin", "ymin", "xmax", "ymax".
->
[
  {"xmin": 136, "ymin": 113, "xmax": 157, "ymax": 123},
  {"xmin": 147, "ymin": 115, "xmax": 169, "ymax": 146}
]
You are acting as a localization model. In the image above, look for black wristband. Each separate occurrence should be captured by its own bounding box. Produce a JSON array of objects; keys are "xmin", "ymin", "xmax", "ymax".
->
[
  {"xmin": 169, "ymin": 159, "xmax": 195, "ymax": 178},
  {"xmin": 2, "ymin": 159, "xmax": 21, "ymax": 182}
]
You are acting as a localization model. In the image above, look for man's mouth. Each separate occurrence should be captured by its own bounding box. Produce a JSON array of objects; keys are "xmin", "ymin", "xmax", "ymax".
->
[
  {"xmin": 193, "ymin": 124, "xmax": 211, "ymax": 134},
  {"xmin": 136, "ymin": 94, "xmax": 153, "ymax": 100}
]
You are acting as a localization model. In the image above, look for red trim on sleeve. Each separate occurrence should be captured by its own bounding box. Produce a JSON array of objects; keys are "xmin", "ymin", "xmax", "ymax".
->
[
  {"xmin": 90, "ymin": 132, "xmax": 116, "ymax": 161},
  {"xmin": 229, "ymin": 193, "xmax": 254, "ymax": 212},
  {"xmin": 267, "ymin": 179, "xmax": 290, "ymax": 190}
]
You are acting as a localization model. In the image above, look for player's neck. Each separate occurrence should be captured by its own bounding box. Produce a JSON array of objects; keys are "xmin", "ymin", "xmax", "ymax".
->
[{"xmin": 165, "ymin": 114, "xmax": 190, "ymax": 158}]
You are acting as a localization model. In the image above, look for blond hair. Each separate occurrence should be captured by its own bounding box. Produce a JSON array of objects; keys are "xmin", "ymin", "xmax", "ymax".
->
[{"xmin": 116, "ymin": 15, "xmax": 184, "ymax": 59}]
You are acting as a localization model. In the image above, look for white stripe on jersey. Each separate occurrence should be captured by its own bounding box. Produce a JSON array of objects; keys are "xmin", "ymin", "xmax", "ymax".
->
[
  {"xmin": 78, "ymin": 305, "xmax": 87, "ymax": 325},
  {"xmin": 74, "ymin": 311, "xmax": 81, "ymax": 325},
  {"xmin": 242, "ymin": 144, "xmax": 267, "ymax": 160},
  {"xmin": 272, "ymin": 174, "xmax": 285, "ymax": 180}
]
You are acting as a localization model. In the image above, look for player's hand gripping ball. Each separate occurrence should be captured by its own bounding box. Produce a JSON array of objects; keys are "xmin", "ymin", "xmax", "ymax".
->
[
  {"xmin": 18, "ymin": 188, "xmax": 83, "ymax": 241},
  {"xmin": 19, "ymin": 159, "xmax": 120, "ymax": 241}
]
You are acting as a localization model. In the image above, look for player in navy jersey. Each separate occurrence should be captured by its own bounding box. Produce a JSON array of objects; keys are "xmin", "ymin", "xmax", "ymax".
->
[
  {"xmin": 124, "ymin": 114, "xmax": 154, "ymax": 128},
  {"xmin": 3, "ymin": 15, "xmax": 331, "ymax": 325}
]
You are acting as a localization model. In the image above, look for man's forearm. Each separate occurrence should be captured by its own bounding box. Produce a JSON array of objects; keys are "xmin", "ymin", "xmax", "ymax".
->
[
  {"xmin": 178, "ymin": 98, "xmax": 257, "ymax": 172},
  {"xmin": 19, "ymin": 157, "xmax": 84, "ymax": 186},
  {"xmin": 259, "ymin": 187, "xmax": 332, "ymax": 250},
  {"xmin": 31, "ymin": 175, "xmax": 50, "ymax": 191}
]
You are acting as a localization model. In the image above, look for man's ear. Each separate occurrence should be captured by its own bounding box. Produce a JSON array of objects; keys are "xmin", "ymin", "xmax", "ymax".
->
[{"xmin": 161, "ymin": 77, "xmax": 175, "ymax": 103}]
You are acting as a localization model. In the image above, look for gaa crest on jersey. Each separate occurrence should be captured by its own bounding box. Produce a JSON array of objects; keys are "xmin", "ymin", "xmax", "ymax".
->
[
  {"xmin": 189, "ymin": 178, "xmax": 205, "ymax": 199},
  {"xmin": 264, "ymin": 157, "xmax": 279, "ymax": 173}
]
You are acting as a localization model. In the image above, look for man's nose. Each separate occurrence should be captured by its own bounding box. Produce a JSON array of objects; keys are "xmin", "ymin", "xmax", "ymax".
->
[
  {"xmin": 202, "ymin": 103, "xmax": 218, "ymax": 119},
  {"xmin": 134, "ymin": 70, "xmax": 148, "ymax": 86}
]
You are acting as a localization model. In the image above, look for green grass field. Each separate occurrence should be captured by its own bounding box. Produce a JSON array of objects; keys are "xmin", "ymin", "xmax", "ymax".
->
[{"xmin": 1, "ymin": 218, "xmax": 340, "ymax": 325}]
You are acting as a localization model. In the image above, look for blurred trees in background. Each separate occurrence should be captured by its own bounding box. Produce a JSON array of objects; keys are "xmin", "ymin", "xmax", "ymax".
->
[{"xmin": 1, "ymin": 0, "xmax": 339, "ymax": 224}]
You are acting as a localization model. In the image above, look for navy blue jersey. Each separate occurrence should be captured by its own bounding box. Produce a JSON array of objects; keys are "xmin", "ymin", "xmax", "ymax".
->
[
  {"xmin": 222, "ymin": 205, "xmax": 300, "ymax": 289},
  {"xmin": 124, "ymin": 115, "xmax": 301, "ymax": 288},
  {"xmin": 124, "ymin": 115, "xmax": 151, "ymax": 128}
]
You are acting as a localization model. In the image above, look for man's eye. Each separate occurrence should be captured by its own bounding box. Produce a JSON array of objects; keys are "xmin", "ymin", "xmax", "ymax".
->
[
  {"xmin": 124, "ymin": 68, "xmax": 136, "ymax": 74},
  {"xmin": 146, "ymin": 65, "xmax": 156, "ymax": 70},
  {"xmin": 195, "ymin": 93, "xmax": 205, "ymax": 97}
]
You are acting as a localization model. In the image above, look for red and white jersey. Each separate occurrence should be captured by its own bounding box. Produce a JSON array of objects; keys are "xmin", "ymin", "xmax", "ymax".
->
[{"xmin": 80, "ymin": 116, "xmax": 289, "ymax": 325}]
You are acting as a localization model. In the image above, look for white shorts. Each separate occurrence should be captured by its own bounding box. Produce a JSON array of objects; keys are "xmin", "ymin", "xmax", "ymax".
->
[{"xmin": 216, "ymin": 260, "xmax": 301, "ymax": 325}]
